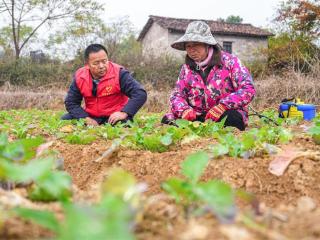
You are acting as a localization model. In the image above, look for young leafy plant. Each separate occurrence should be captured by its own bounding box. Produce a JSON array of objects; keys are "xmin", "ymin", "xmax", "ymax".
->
[
  {"xmin": 64, "ymin": 131, "xmax": 96, "ymax": 145},
  {"xmin": 0, "ymin": 132, "xmax": 72, "ymax": 201},
  {"xmin": 309, "ymin": 116, "xmax": 320, "ymax": 145},
  {"xmin": 14, "ymin": 168, "xmax": 141, "ymax": 240},
  {"xmin": 210, "ymin": 125, "xmax": 293, "ymax": 159},
  {"xmin": 162, "ymin": 151, "xmax": 236, "ymax": 222}
]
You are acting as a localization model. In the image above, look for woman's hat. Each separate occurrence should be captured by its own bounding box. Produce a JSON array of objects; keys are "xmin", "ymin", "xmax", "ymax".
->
[{"xmin": 171, "ymin": 21, "xmax": 217, "ymax": 51}]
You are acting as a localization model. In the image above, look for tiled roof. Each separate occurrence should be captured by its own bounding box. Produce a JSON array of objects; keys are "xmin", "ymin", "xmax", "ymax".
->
[{"xmin": 138, "ymin": 15, "xmax": 273, "ymax": 41}]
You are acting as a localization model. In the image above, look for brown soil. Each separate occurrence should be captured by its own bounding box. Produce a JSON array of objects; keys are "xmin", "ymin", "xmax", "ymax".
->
[{"xmin": 1, "ymin": 123, "xmax": 320, "ymax": 240}]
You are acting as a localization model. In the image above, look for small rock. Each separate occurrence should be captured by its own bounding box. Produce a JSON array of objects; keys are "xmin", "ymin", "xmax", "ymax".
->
[
  {"xmin": 59, "ymin": 125, "xmax": 74, "ymax": 133},
  {"xmin": 220, "ymin": 225, "xmax": 252, "ymax": 240},
  {"xmin": 179, "ymin": 219, "xmax": 209, "ymax": 240},
  {"xmin": 36, "ymin": 141, "xmax": 54, "ymax": 157},
  {"xmin": 0, "ymin": 189, "xmax": 31, "ymax": 208},
  {"xmin": 297, "ymin": 196, "xmax": 317, "ymax": 213}
]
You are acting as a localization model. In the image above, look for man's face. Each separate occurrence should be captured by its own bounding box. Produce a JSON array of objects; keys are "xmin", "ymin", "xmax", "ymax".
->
[{"xmin": 87, "ymin": 50, "xmax": 108, "ymax": 79}]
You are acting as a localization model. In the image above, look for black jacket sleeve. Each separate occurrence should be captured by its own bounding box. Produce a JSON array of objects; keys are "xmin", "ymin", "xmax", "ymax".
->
[
  {"xmin": 120, "ymin": 69, "xmax": 147, "ymax": 117},
  {"xmin": 64, "ymin": 77, "xmax": 89, "ymax": 119}
]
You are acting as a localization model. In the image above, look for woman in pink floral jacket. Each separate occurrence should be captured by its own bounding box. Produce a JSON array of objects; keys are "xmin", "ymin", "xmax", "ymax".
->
[{"xmin": 161, "ymin": 21, "xmax": 256, "ymax": 130}]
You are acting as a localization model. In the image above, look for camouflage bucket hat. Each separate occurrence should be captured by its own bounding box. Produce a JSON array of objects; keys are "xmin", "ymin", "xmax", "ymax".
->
[{"xmin": 171, "ymin": 21, "xmax": 217, "ymax": 51}]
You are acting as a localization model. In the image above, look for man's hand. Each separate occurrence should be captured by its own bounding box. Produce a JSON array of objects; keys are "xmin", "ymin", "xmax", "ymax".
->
[
  {"xmin": 85, "ymin": 117, "xmax": 99, "ymax": 126},
  {"xmin": 108, "ymin": 111, "xmax": 128, "ymax": 125}
]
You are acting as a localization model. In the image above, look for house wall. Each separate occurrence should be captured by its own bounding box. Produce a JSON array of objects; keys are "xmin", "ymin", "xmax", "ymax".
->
[
  {"xmin": 140, "ymin": 22, "xmax": 169, "ymax": 58},
  {"xmin": 214, "ymin": 35, "xmax": 268, "ymax": 62},
  {"xmin": 142, "ymin": 26, "xmax": 268, "ymax": 62}
]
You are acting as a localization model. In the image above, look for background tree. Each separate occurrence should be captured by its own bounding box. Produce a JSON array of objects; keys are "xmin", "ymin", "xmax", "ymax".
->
[
  {"xmin": 268, "ymin": 0, "xmax": 320, "ymax": 73},
  {"xmin": 225, "ymin": 15, "xmax": 243, "ymax": 23},
  {"xmin": 0, "ymin": 0, "xmax": 104, "ymax": 59},
  {"xmin": 102, "ymin": 16, "xmax": 136, "ymax": 59},
  {"xmin": 216, "ymin": 15, "xmax": 243, "ymax": 23},
  {"xmin": 276, "ymin": 0, "xmax": 320, "ymax": 38},
  {"xmin": 46, "ymin": 13, "xmax": 107, "ymax": 60}
]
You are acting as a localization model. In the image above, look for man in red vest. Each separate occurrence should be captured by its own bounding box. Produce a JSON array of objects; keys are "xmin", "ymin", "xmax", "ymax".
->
[{"xmin": 61, "ymin": 44, "xmax": 147, "ymax": 126}]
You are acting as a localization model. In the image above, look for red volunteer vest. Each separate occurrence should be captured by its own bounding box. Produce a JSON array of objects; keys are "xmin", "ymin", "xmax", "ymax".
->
[{"xmin": 75, "ymin": 62, "xmax": 128, "ymax": 117}]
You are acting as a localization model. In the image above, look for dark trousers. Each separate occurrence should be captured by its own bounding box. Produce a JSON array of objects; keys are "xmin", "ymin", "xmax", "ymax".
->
[
  {"xmin": 161, "ymin": 110, "xmax": 246, "ymax": 131},
  {"xmin": 61, "ymin": 113, "xmax": 132, "ymax": 125}
]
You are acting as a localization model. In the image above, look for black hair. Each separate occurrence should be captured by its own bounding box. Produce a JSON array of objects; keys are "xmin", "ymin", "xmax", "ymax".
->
[{"xmin": 84, "ymin": 44, "xmax": 109, "ymax": 61}]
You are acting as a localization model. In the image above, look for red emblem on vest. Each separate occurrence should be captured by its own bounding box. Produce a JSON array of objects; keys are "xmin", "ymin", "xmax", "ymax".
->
[{"xmin": 105, "ymin": 85, "xmax": 113, "ymax": 95}]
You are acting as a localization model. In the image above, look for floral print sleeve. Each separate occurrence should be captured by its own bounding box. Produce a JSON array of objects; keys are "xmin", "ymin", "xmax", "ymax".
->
[
  {"xmin": 219, "ymin": 55, "xmax": 255, "ymax": 109},
  {"xmin": 169, "ymin": 65, "xmax": 192, "ymax": 118}
]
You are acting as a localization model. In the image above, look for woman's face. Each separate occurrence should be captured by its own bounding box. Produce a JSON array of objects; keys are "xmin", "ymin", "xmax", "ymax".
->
[{"xmin": 185, "ymin": 42, "xmax": 208, "ymax": 62}]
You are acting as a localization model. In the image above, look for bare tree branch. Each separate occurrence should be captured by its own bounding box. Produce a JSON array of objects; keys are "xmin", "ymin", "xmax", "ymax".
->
[
  {"xmin": 1, "ymin": 0, "xmax": 13, "ymax": 18},
  {"xmin": 1, "ymin": 0, "xmax": 104, "ymax": 58},
  {"xmin": 19, "ymin": 16, "xmax": 49, "ymax": 51}
]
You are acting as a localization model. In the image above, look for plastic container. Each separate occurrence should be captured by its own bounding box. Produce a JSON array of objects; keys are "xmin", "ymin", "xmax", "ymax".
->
[{"xmin": 279, "ymin": 103, "xmax": 316, "ymax": 120}]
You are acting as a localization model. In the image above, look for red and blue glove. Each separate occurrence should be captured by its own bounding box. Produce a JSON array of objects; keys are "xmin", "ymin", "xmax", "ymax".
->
[
  {"xmin": 182, "ymin": 109, "xmax": 197, "ymax": 121},
  {"xmin": 205, "ymin": 104, "xmax": 227, "ymax": 122}
]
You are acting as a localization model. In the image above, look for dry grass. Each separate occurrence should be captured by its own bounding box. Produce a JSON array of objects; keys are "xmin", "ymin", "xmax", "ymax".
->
[
  {"xmin": 252, "ymin": 71, "xmax": 320, "ymax": 110},
  {"xmin": 0, "ymin": 87, "xmax": 65, "ymax": 110},
  {"xmin": 0, "ymin": 71, "xmax": 319, "ymax": 113},
  {"xmin": 142, "ymin": 84, "xmax": 171, "ymax": 113}
]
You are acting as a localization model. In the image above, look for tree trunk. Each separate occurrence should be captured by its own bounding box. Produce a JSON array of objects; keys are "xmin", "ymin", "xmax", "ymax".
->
[
  {"xmin": 15, "ymin": 48, "xmax": 20, "ymax": 60},
  {"xmin": 11, "ymin": 0, "xmax": 20, "ymax": 59}
]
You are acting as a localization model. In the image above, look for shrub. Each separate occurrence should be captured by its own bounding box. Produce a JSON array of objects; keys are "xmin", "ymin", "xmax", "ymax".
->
[
  {"xmin": 0, "ymin": 58, "xmax": 72, "ymax": 88},
  {"xmin": 266, "ymin": 33, "xmax": 320, "ymax": 73}
]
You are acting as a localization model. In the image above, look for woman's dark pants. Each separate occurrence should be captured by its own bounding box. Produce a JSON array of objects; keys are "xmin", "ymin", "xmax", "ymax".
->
[{"xmin": 161, "ymin": 110, "xmax": 246, "ymax": 131}]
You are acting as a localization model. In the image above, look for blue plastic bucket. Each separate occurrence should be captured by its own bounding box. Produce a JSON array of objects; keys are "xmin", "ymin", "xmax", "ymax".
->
[
  {"xmin": 279, "ymin": 104, "xmax": 290, "ymax": 111},
  {"xmin": 297, "ymin": 104, "xmax": 316, "ymax": 120},
  {"xmin": 279, "ymin": 103, "xmax": 316, "ymax": 120}
]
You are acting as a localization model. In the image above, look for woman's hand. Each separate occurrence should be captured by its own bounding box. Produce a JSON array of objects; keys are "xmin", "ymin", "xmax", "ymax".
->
[
  {"xmin": 182, "ymin": 109, "xmax": 197, "ymax": 121},
  {"xmin": 205, "ymin": 104, "xmax": 227, "ymax": 122}
]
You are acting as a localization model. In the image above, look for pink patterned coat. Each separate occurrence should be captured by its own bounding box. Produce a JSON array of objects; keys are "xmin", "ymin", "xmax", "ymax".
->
[{"xmin": 168, "ymin": 51, "xmax": 256, "ymax": 125}]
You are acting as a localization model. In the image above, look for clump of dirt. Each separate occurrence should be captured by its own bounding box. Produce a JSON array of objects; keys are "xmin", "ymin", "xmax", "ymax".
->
[
  {"xmin": 54, "ymin": 140, "xmax": 115, "ymax": 191},
  {"xmin": 0, "ymin": 217, "xmax": 54, "ymax": 240}
]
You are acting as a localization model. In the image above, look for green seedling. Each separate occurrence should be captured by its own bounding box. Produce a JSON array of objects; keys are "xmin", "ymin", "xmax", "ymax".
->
[
  {"xmin": 15, "ymin": 168, "xmax": 141, "ymax": 240},
  {"xmin": 210, "ymin": 125, "xmax": 293, "ymax": 158},
  {"xmin": 0, "ymin": 132, "xmax": 72, "ymax": 201},
  {"xmin": 162, "ymin": 151, "xmax": 236, "ymax": 222},
  {"xmin": 309, "ymin": 116, "xmax": 320, "ymax": 144}
]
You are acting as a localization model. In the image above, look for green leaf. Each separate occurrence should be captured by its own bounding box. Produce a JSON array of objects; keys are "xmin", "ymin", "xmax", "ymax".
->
[
  {"xmin": 278, "ymin": 128, "xmax": 293, "ymax": 143},
  {"xmin": 18, "ymin": 137, "xmax": 44, "ymax": 161},
  {"xmin": 181, "ymin": 134, "xmax": 200, "ymax": 145},
  {"xmin": 1, "ymin": 157, "xmax": 53, "ymax": 182},
  {"xmin": 60, "ymin": 199, "xmax": 134, "ymax": 240},
  {"xmin": 1, "ymin": 137, "xmax": 44, "ymax": 162},
  {"xmin": 195, "ymin": 180, "xmax": 236, "ymax": 222},
  {"xmin": 162, "ymin": 178, "xmax": 193, "ymax": 203},
  {"xmin": 0, "ymin": 133, "xmax": 8, "ymax": 147},
  {"xmin": 14, "ymin": 207, "xmax": 59, "ymax": 232},
  {"xmin": 312, "ymin": 134, "xmax": 320, "ymax": 145},
  {"xmin": 29, "ymin": 171, "xmax": 72, "ymax": 202},
  {"xmin": 160, "ymin": 134, "xmax": 172, "ymax": 146},
  {"xmin": 2, "ymin": 142, "xmax": 24, "ymax": 161},
  {"xmin": 309, "ymin": 126, "xmax": 320, "ymax": 135},
  {"xmin": 181, "ymin": 151, "xmax": 209, "ymax": 184},
  {"xmin": 175, "ymin": 119, "xmax": 190, "ymax": 128},
  {"xmin": 102, "ymin": 168, "xmax": 136, "ymax": 198},
  {"xmin": 211, "ymin": 144, "xmax": 229, "ymax": 158},
  {"xmin": 241, "ymin": 133, "xmax": 256, "ymax": 150},
  {"xmin": 142, "ymin": 134, "xmax": 168, "ymax": 152}
]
